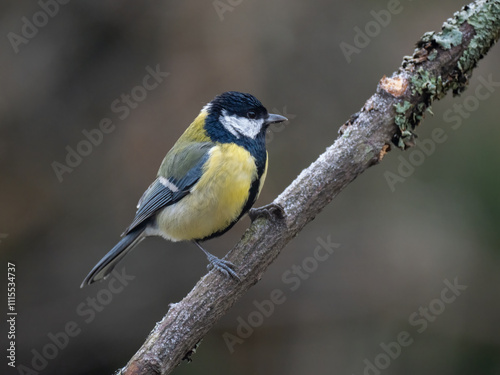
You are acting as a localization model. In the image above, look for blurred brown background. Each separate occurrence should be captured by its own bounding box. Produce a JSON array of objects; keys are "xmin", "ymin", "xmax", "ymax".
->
[{"xmin": 1, "ymin": 0, "xmax": 500, "ymax": 374}]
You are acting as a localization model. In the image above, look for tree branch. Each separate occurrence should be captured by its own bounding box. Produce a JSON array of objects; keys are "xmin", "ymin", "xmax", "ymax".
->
[{"xmin": 120, "ymin": 1, "xmax": 500, "ymax": 373}]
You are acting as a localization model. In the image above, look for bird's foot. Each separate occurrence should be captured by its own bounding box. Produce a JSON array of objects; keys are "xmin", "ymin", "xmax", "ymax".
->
[
  {"xmin": 248, "ymin": 202, "xmax": 285, "ymax": 221},
  {"xmin": 194, "ymin": 241, "xmax": 240, "ymax": 280},
  {"xmin": 205, "ymin": 255, "xmax": 240, "ymax": 280}
]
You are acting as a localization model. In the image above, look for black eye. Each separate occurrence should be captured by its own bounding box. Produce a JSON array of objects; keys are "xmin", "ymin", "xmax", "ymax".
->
[{"xmin": 247, "ymin": 111, "xmax": 256, "ymax": 119}]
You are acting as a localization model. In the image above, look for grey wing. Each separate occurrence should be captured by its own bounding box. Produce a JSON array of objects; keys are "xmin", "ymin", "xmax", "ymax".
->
[{"xmin": 122, "ymin": 146, "xmax": 211, "ymax": 235}]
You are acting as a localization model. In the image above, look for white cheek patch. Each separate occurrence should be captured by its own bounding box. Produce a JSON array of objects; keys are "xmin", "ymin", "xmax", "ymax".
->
[{"xmin": 219, "ymin": 109, "xmax": 264, "ymax": 139}]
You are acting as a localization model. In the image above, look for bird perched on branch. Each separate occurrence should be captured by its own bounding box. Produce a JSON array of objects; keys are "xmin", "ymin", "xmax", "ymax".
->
[{"xmin": 81, "ymin": 91, "xmax": 287, "ymax": 287}]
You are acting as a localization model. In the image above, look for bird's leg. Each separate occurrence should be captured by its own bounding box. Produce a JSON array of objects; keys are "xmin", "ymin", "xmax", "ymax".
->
[
  {"xmin": 248, "ymin": 202, "xmax": 285, "ymax": 221},
  {"xmin": 193, "ymin": 241, "xmax": 240, "ymax": 280}
]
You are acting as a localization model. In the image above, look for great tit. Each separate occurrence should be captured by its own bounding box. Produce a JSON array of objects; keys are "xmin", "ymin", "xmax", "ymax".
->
[{"xmin": 81, "ymin": 91, "xmax": 287, "ymax": 287}]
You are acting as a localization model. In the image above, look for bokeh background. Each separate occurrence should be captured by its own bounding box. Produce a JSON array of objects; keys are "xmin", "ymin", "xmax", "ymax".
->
[{"xmin": 1, "ymin": 0, "xmax": 500, "ymax": 374}]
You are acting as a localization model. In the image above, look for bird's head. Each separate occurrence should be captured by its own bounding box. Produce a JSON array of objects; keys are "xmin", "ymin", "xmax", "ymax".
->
[{"xmin": 203, "ymin": 91, "xmax": 287, "ymax": 144}]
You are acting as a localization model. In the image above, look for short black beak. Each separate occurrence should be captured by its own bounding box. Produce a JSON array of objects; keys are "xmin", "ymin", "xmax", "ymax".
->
[{"xmin": 265, "ymin": 113, "xmax": 288, "ymax": 125}]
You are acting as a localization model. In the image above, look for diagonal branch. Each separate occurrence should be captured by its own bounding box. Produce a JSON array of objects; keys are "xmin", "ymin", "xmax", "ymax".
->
[{"xmin": 120, "ymin": 1, "xmax": 500, "ymax": 374}]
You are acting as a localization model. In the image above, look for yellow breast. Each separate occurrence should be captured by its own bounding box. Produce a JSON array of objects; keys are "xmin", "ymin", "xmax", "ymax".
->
[{"xmin": 157, "ymin": 143, "xmax": 259, "ymax": 241}]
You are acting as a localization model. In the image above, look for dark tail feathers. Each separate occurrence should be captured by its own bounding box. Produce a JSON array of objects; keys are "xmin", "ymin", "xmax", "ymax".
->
[{"xmin": 80, "ymin": 228, "xmax": 145, "ymax": 288}]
